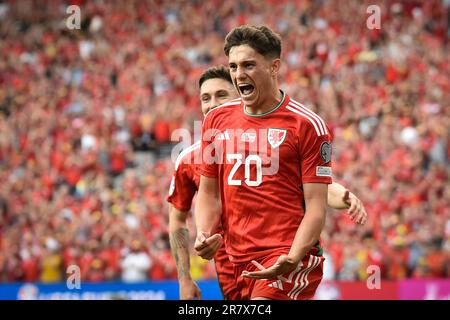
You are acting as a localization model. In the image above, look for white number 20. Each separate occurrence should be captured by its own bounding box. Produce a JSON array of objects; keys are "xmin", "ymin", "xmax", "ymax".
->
[{"xmin": 227, "ymin": 154, "xmax": 262, "ymax": 187}]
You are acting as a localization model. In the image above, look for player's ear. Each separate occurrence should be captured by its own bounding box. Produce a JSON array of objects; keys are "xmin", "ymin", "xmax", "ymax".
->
[{"xmin": 271, "ymin": 58, "xmax": 281, "ymax": 76}]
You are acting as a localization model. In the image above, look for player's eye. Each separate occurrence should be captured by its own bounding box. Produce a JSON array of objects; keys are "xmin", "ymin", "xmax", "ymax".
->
[
  {"xmin": 202, "ymin": 96, "xmax": 210, "ymax": 102},
  {"xmin": 229, "ymin": 64, "xmax": 237, "ymax": 71}
]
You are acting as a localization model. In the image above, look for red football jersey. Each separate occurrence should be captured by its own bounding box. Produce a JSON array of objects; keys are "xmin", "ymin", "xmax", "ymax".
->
[
  {"xmin": 199, "ymin": 92, "xmax": 333, "ymax": 264},
  {"xmin": 167, "ymin": 141, "xmax": 201, "ymax": 211},
  {"xmin": 166, "ymin": 141, "xmax": 239, "ymax": 298}
]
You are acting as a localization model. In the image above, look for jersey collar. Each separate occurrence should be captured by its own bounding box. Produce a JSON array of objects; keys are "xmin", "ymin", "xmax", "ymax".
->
[{"xmin": 243, "ymin": 90, "xmax": 287, "ymax": 117}]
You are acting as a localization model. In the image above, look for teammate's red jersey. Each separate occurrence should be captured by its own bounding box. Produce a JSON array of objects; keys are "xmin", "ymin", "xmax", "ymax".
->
[
  {"xmin": 166, "ymin": 141, "xmax": 240, "ymax": 299},
  {"xmin": 199, "ymin": 92, "xmax": 333, "ymax": 265},
  {"xmin": 167, "ymin": 141, "xmax": 201, "ymax": 212}
]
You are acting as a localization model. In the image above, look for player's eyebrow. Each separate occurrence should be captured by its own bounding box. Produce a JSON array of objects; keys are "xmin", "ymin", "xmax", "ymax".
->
[
  {"xmin": 229, "ymin": 59, "xmax": 257, "ymax": 66},
  {"xmin": 216, "ymin": 90, "xmax": 229, "ymax": 95}
]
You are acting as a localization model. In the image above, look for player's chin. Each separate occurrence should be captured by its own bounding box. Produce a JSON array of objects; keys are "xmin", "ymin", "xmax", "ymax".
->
[{"xmin": 241, "ymin": 91, "xmax": 258, "ymax": 107}]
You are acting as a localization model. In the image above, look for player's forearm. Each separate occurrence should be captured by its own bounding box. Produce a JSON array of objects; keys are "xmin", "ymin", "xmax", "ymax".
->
[
  {"xmin": 288, "ymin": 203, "xmax": 326, "ymax": 263},
  {"xmin": 169, "ymin": 207, "xmax": 192, "ymax": 280},
  {"xmin": 327, "ymin": 182, "xmax": 350, "ymax": 210},
  {"xmin": 288, "ymin": 183, "xmax": 328, "ymax": 263},
  {"xmin": 194, "ymin": 189, "xmax": 221, "ymax": 235}
]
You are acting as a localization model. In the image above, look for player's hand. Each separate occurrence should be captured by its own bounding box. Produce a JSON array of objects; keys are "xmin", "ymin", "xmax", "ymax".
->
[
  {"xmin": 179, "ymin": 278, "xmax": 202, "ymax": 300},
  {"xmin": 241, "ymin": 254, "xmax": 298, "ymax": 280},
  {"xmin": 344, "ymin": 191, "xmax": 367, "ymax": 225},
  {"xmin": 194, "ymin": 232, "xmax": 223, "ymax": 260}
]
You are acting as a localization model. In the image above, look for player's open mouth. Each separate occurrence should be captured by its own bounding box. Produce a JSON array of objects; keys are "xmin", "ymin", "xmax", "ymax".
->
[{"xmin": 238, "ymin": 83, "xmax": 255, "ymax": 96}]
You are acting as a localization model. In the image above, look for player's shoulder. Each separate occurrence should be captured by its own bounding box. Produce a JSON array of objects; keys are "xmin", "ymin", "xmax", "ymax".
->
[
  {"xmin": 174, "ymin": 141, "xmax": 201, "ymax": 171},
  {"xmin": 203, "ymin": 98, "xmax": 241, "ymax": 123},
  {"xmin": 285, "ymin": 97, "xmax": 329, "ymax": 137}
]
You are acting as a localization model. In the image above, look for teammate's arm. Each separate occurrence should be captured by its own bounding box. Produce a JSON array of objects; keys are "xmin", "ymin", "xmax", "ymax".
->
[
  {"xmin": 327, "ymin": 182, "xmax": 367, "ymax": 225},
  {"xmin": 169, "ymin": 205, "xmax": 201, "ymax": 299},
  {"xmin": 194, "ymin": 175, "xmax": 223, "ymax": 260}
]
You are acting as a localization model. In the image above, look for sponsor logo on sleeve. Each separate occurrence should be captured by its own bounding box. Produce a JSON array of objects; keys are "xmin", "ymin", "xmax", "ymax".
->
[
  {"xmin": 320, "ymin": 142, "xmax": 332, "ymax": 164},
  {"xmin": 316, "ymin": 166, "xmax": 332, "ymax": 177}
]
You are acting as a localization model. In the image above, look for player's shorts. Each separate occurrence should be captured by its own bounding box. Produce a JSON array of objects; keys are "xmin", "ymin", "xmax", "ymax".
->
[
  {"xmin": 215, "ymin": 246, "xmax": 241, "ymax": 300},
  {"xmin": 233, "ymin": 253, "xmax": 324, "ymax": 300}
]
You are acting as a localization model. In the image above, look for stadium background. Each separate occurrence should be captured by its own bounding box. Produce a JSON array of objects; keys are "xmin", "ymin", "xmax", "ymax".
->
[{"xmin": 0, "ymin": 0, "xmax": 448, "ymax": 300}]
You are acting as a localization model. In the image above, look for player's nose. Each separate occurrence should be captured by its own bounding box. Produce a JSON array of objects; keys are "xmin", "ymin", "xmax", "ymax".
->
[
  {"xmin": 210, "ymin": 97, "xmax": 218, "ymax": 108},
  {"xmin": 235, "ymin": 66, "xmax": 246, "ymax": 80}
]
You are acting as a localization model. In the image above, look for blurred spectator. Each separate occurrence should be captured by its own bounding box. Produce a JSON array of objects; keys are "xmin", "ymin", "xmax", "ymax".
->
[
  {"xmin": 40, "ymin": 245, "xmax": 63, "ymax": 283},
  {"xmin": 120, "ymin": 240, "xmax": 152, "ymax": 283}
]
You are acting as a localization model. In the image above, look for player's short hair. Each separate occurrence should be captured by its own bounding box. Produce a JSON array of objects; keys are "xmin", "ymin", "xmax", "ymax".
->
[
  {"xmin": 224, "ymin": 25, "xmax": 281, "ymax": 59},
  {"xmin": 198, "ymin": 65, "xmax": 232, "ymax": 89}
]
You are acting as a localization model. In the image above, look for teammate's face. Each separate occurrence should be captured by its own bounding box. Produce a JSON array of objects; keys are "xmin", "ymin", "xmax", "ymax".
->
[
  {"xmin": 228, "ymin": 44, "xmax": 279, "ymax": 109},
  {"xmin": 199, "ymin": 78, "xmax": 238, "ymax": 115}
]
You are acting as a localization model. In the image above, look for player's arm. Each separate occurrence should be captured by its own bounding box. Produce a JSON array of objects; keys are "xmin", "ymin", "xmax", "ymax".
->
[
  {"xmin": 288, "ymin": 182, "xmax": 328, "ymax": 263},
  {"xmin": 167, "ymin": 160, "xmax": 202, "ymax": 300},
  {"xmin": 194, "ymin": 175, "xmax": 223, "ymax": 260},
  {"xmin": 243, "ymin": 118, "xmax": 332, "ymax": 279},
  {"xmin": 327, "ymin": 181, "xmax": 367, "ymax": 225},
  {"xmin": 242, "ymin": 183, "xmax": 327, "ymax": 279},
  {"xmin": 169, "ymin": 205, "xmax": 201, "ymax": 299}
]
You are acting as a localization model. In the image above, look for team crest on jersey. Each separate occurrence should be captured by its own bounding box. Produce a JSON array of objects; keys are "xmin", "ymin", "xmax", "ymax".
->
[{"xmin": 267, "ymin": 128, "xmax": 287, "ymax": 148}]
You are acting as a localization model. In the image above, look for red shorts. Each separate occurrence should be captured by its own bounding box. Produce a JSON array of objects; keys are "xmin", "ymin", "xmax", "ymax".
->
[
  {"xmin": 215, "ymin": 246, "xmax": 241, "ymax": 300},
  {"xmin": 233, "ymin": 254, "xmax": 324, "ymax": 300}
]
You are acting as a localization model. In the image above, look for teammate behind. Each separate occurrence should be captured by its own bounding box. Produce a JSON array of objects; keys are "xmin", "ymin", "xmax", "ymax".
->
[{"xmin": 168, "ymin": 66, "xmax": 241, "ymax": 300}]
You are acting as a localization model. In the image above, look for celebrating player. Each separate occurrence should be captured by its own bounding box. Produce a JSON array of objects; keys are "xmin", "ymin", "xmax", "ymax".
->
[
  {"xmin": 195, "ymin": 25, "xmax": 339, "ymax": 300},
  {"xmin": 170, "ymin": 63, "xmax": 367, "ymax": 299}
]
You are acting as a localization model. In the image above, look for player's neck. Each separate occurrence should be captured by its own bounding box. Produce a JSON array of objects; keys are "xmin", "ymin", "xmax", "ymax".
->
[{"xmin": 245, "ymin": 89, "xmax": 283, "ymax": 115}]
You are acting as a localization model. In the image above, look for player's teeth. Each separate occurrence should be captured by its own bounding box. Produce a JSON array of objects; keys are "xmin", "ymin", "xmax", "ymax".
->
[{"xmin": 239, "ymin": 84, "xmax": 253, "ymax": 95}]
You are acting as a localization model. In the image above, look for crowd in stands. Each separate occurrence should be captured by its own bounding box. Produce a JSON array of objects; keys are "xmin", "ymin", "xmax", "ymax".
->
[{"xmin": 0, "ymin": 0, "xmax": 448, "ymax": 283}]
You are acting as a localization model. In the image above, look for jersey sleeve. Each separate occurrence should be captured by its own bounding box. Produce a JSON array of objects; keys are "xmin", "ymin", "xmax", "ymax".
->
[
  {"xmin": 166, "ymin": 162, "xmax": 197, "ymax": 212},
  {"xmin": 197, "ymin": 113, "xmax": 219, "ymax": 178},
  {"xmin": 299, "ymin": 121, "xmax": 333, "ymax": 184}
]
